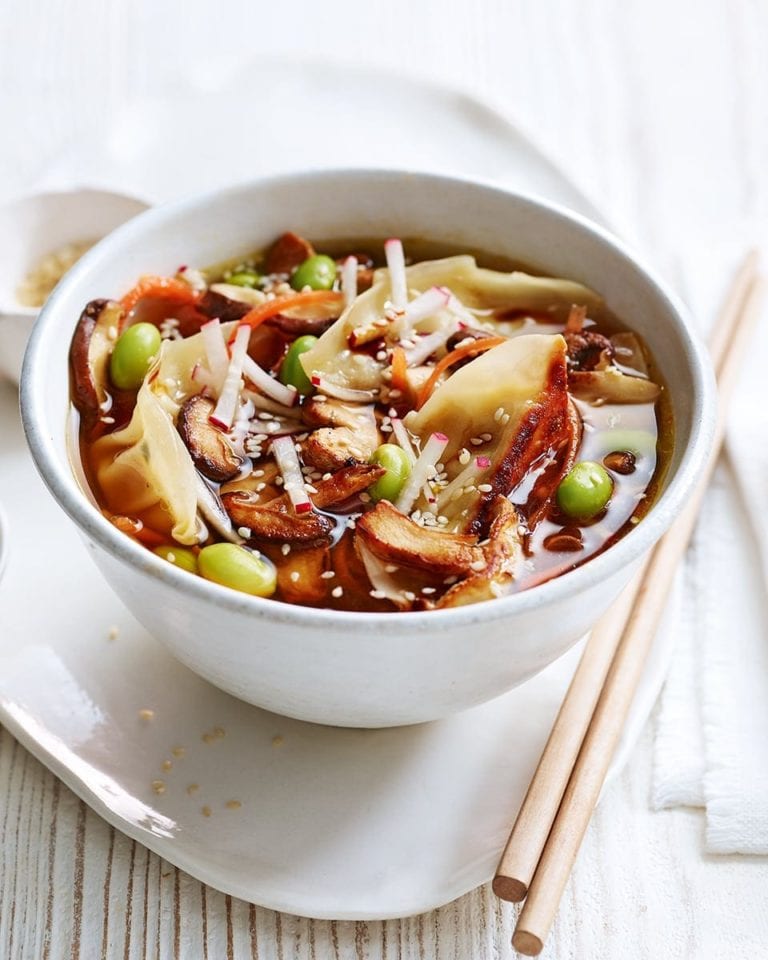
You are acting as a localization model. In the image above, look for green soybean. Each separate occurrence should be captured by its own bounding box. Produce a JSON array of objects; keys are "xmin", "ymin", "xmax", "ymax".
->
[
  {"xmin": 154, "ymin": 545, "xmax": 198, "ymax": 574},
  {"xmin": 290, "ymin": 254, "xmax": 337, "ymax": 291},
  {"xmin": 227, "ymin": 269, "xmax": 261, "ymax": 288},
  {"xmin": 198, "ymin": 543, "xmax": 277, "ymax": 597},
  {"xmin": 556, "ymin": 461, "xmax": 613, "ymax": 520},
  {"xmin": 368, "ymin": 444, "xmax": 412, "ymax": 502},
  {"xmin": 280, "ymin": 335, "xmax": 318, "ymax": 395},
  {"xmin": 110, "ymin": 322, "xmax": 162, "ymax": 390}
]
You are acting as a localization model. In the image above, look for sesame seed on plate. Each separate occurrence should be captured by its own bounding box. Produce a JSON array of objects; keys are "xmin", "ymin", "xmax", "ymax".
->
[{"xmin": 331, "ymin": 586, "xmax": 344, "ymax": 598}]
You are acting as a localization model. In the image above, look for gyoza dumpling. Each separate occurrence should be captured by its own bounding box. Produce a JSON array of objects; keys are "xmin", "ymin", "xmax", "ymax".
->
[{"xmin": 405, "ymin": 334, "xmax": 575, "ymax": 534}]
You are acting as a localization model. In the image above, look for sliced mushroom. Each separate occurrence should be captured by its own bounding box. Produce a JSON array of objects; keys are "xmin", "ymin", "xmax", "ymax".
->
[
  {"xmin": 438, "ymin": 497, "xmax": 523, "ymax": 608},
  {"xmin": 311, "ymin": 463, "xmax": 384, "ymax": 509},
  {"xmin": 178, "ymin": 396, "xmax": 244, "ymax": 482},
  {"xmin": 355, "ymin": 500, "xmax": 484, "ymax": 578},
  {"xmin": 301, "ymin": 400, "xmax": 380, "ymax": 470},
  {"xmin": 70, "ymin": 298, "xmax": 125, "ymax": 434},
  {"xmin": 569, "ymin": 369, "xmax": 660, "ymax": 404},
  {"xmin": 264, "ymin": 232, "xmax": 315, "ymax": 275},
  {"xmin": 197, "ymin": 289, "xmax": 253, "ymax": 323},
  {"xmin": 277, "ymin": 546, "xmax": 332, "ymax": 605},
  {"xmin": 221, "ymin": 491, "xmax": 333, "ymax": 545},
  {"xmin": 266, "ymin": 309, "xmax": 339, "ymax": 337}
]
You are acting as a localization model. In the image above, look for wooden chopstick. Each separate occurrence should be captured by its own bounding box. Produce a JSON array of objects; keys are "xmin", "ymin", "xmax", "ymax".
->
[
  {"xmin": 496, "ymin": 252, "xmax": 763, "ymax": 955},
  {"xmin": 493, "ymin": 249, "xmax": 760, "ymax": 908}
]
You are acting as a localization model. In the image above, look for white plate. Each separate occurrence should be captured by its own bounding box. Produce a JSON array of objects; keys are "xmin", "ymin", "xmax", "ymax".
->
[{"xmin": 0, "ymin": 62, "xmax": 673, "ymax": 920}]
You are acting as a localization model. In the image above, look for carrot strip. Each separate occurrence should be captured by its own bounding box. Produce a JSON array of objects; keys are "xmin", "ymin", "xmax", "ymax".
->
[
  {"xmin": 415, "ymin": 337, "xmax": 506, "ymax": 410},
  {"xmin": 239, "ymin": 290, "xmax": 344, "ymax": 330},
  {"xmin": 390, "ymin": 346, "xmax": 409, "ymax": 394},
  {"xmin": 120, "ymin": 275, "xmax": 201, "ymax": 314}
]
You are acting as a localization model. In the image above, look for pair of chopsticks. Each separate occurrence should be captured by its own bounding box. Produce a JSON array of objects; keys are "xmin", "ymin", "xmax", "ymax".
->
[{"xmin": 493, "ymin": 251, "xmax": 765, "ymax": 956}]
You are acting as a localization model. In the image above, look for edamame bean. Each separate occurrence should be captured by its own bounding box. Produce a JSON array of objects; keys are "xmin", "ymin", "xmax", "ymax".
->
[
  {"xmin": 280, "ymin": 335, "xmax": 318, "ymax": 395},
  {"xmin": 227, "ymin": 269, "xmax": 261, "ymax": 288},
  {"xmin": 290, "ymin": 254, "xmax": 337, "ymax": 291},
  {"xmin": 154, "ymin": 544, "xmax": 198, "ymax": 574},
  {"xmin": 556, "ymin": 461, "xmax": 613, "ymax": 520},
  {"xmin": 110, "ymin": 322, "xmax": 162, "ymax": 390},
  {"xmin": 198, "ymin": 543, "xmax": 277, "ymax": 597},
  {"xmin": 368, "ymin": 444, "xmax": 412, "ymax": 502}
]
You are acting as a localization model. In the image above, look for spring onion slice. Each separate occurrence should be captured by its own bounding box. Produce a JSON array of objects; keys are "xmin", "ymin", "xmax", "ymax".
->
[
  {"xmin": 242, "ymin": 353, "xmax": 299, "ymax": 407},
  {"xmin": 395, "ymin": 432, "xmax": 449, "ymax": 515},
  {"xmin": 210, "ymin": 324, "xmax": 250, "ymax": 429},
  {"xmin": 272, "ymin": 435, "xmax": 313, "ymax": 514},
  {"xmin": 310, "ymin": 374, "xmax": 379, "ymax": 403}
]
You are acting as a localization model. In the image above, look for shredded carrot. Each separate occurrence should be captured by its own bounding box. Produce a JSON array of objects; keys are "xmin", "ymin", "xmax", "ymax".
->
[
  {"xmin": 110, "ymin": 514, "xmax": 168, "ymax": 547},
  {"xmin": 239, "ymin": 290, "xmax": 344, "ymax": 330},
  {"xmin": 415, "ymin": 337, "xmax": 506, "ymax": 410},
  {"xmin": 120, "ymin": 276, "xmax": 201, "ymax": 314},
  {"xmin": 390, "ymin": 346, "xmax": 409, "ymax": 394}
]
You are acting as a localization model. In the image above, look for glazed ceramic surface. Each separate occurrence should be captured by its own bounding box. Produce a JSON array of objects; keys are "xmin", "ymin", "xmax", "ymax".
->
[
  {"xmin": 0, "ymin": 188, "xmax": 149, "ymax": 383},
  {"xmin": 21, "ymin": 171, "xmax": 715, "ymax": 727}
]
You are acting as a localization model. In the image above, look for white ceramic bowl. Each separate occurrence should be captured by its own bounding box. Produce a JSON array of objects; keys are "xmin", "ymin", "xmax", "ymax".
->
[
  {"xmin": 0, "ymin": 188, "xmax": 149, "ymax": 384},
  {"xmin": 20, "ymin": 170, "xmax": 715, "ymax": 727}
]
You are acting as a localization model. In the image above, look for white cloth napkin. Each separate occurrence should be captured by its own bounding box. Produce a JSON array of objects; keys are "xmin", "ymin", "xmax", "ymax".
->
[{"xmin": 652, "ymin": 245, "xmax": 768, "ymax": 854}]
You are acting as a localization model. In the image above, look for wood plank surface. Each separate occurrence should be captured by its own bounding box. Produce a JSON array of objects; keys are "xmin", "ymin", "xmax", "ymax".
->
[{"xmin": 1, "ymin": 1, "xmax": 768, "ymax": 957}]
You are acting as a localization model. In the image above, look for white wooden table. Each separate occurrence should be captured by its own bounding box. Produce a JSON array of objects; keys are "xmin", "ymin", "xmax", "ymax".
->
[{"xmin": 2, "ymin": 1, "xmax": 768, "ymax": 956}]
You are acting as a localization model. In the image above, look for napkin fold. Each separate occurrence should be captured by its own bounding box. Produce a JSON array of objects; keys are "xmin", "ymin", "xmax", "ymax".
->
[{"xmin": 652, "ymin": 245, "xmax": 768, "ymax": 854}]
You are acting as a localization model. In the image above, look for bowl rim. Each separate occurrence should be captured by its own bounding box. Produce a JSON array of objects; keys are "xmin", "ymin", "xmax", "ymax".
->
[{"xmin": 20, "ymin": 167, "xmax": 717, "ymax": 633}]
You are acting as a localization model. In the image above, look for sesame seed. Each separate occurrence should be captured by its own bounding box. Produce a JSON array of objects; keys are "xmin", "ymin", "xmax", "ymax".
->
[
  {"xmin": 225, "ymin": 800, "xmax": 242, "ymax": 811},
  {"xmin": 501, "ymin": 413, "xmax": 511, "ymax": 425},
  {"xmin": 370, "ymin": 589, "xmax": 386, "ymax": 599},
  {"xmin": 162, "ymin": 759, "xmax": 173, "ymax": 772},
  {"xmin": 331, "ymin": 586, "xmax": 344, "ymax": 598},
  {"xmin": 458, "ymin": 448, "xmax": 471, "ymax": 465},
  {"xmin": 281, "ymin": 543, "xmax": 291, "ymax": 556},
  {"xmin": 171, "ymin": 746, "xmax": 186, "ymax": 758},
  {"xmin": 470, "ymin": 437, "xmax": 484, "ymax": 446},
  {"xmin": 320, "ymin": 570, "xmax": 336, "ymax": 579},
  {"xmin": 403, "ymin": 590, "xmax": 416, "ymax": 602},
  {"xmin": 389, "ymin": 388, "xmax": 402, "ymax": 399},
  {"xmin": 253, "ymin": 469, "xmax": 265, "ymax": 477},
  {"xmin": 422, "ymin": 587, "xmax": 436, "ymax": 594},
  {"xmin": 107, "ymin": 625, "xmax": 120, "ymax": 641},
  {"xmin": 138, "ymin": 709, "xmax": 155, "ymax": 722},
  {"xmin": 478, "ymin": 483, "xmax": 493, "ymax": 493},
  {"xmin": 201, "ymin": 805, "xmax": 212, "ymax": 817},
  {"xmin": 237, "ymin": 527, "xmax": 251, "ymax": 538},
  {"xmin": 480, "ymin": 433, "xmax": 493, "ymax": 442},
  {"xmin": 359, "ymin": 492, "xmax": 371, "ymax": 503},
  {"xmin": 272, "ymin": 735, "xmax": 284, "ymax": 748},
  {"xmin": 322, "ymin": 472, "xmax": 332, "ymax": 481},
  {"xmin": 290, "ymin": 571, "xmax": 300, "ymax": 582},
  {"xmin": 494, "ymin": 407, "xmax": 505, "ymax": 422},
  {"xmin": 444, "ymin": 575, "xmax": 458, "ymax": 585},
  {"xmin": 470, "ymin": 559, "xmax": 487, "ymax": 571},
  {"xmin": 256, "ymin": 483, "xmax": 266, "ymax": 492},
  {"xmin": 186, "ymin": 783, "xmax": 199, "ymax": 795},
  {"xmin": 151, "ymin": 780, "xmax": 166, "ymax": 795},
  {"xmin": 385, "ymin": 564, "xmax": 398, "ymax": 573}
]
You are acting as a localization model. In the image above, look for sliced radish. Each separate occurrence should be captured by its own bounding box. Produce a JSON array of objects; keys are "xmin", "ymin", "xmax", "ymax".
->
[
  {"xmin": 310, "ymin": 375, "xmax": 379, "ymax": 403},
  {"xmin": 242, "ymin": 352, "xmax": 299, "ymax": 407},
  {"xmin": 210, "ymin": 324, "xmax": 250, "ymax": 430},
  {"xmin": 272, "ymin": 435, "xmax": 313, "ymax": 514},
  {"xmin": 403, "ymin": 318, "xmax": 461, "ymax": 367},
  {"xmin": 395, "ymin": 432, "xmax": 449, "ymax": 515},
  {"xmin": 200, "ymin": 319, "xmax": 229, "ymax": 393},
  {"xmin": 436, "ymin": 456, "xmax": 491, "ymax": 509},
  {"xmin": 384, "ymin": 238, "xmax": 407, "ymax": 310},
  {"xmin": 341, "ymin": 255, "xmax": 358, "ymax": 310},
  {"xmin": 398, "ymin": 285, "xmax": 450, "ymax": 333},
  {"xmin": 389, "ymin": 417, "xmax": 417, "ymax": 464}
]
